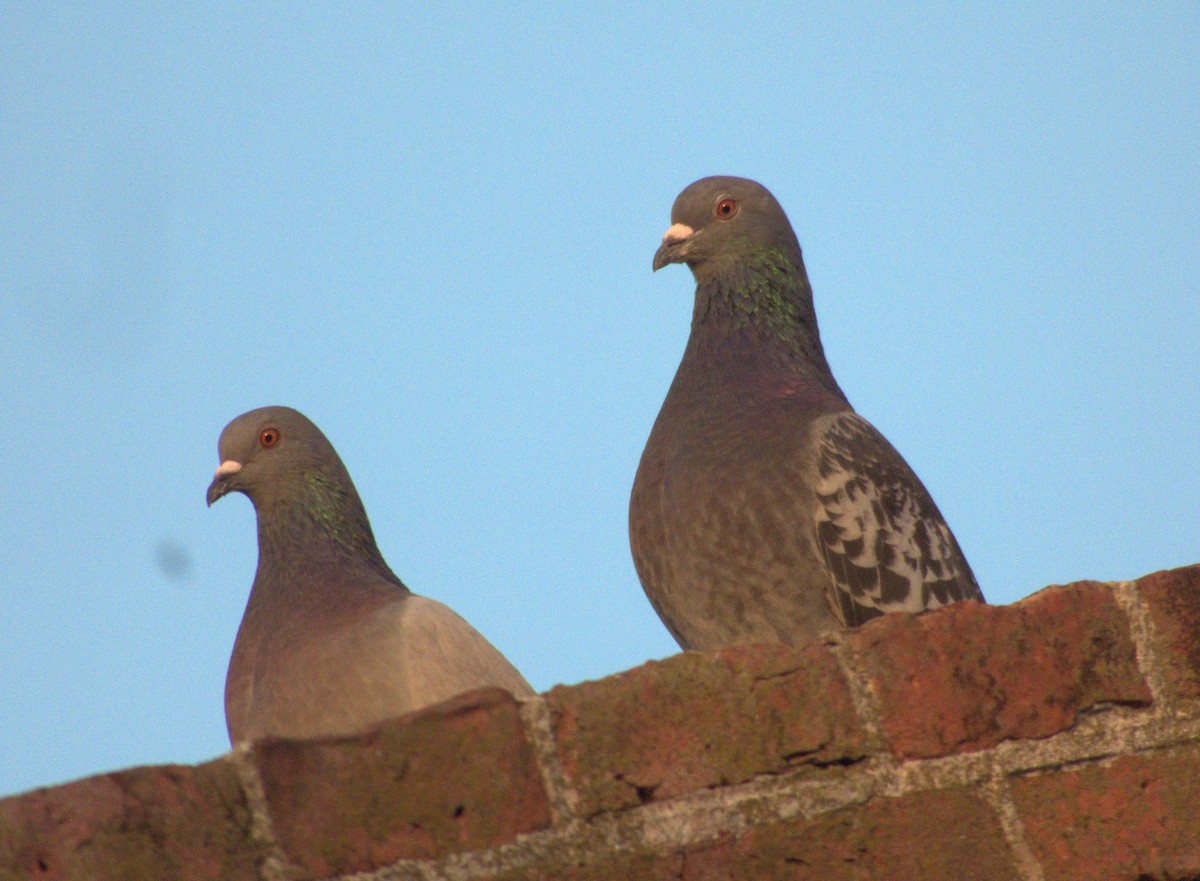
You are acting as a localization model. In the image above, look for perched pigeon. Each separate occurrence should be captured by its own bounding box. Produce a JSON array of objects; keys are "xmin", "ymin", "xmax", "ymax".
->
[
  {"xmin": 207, "ymin": 406, "xmax": 532, "ymax": 743},
  {"xmin": 631, "ymin": 176, "xmax": 983, "ymax": 650}
]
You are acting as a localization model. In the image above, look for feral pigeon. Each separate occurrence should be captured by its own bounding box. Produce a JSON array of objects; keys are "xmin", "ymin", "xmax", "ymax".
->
[
  {"xmin": 207, "ymin": 406, "xmax": 533, "ymax": 743},
  {"xmin": 630, "ymin": 176, "xmax": 983, "ymax": 650}
]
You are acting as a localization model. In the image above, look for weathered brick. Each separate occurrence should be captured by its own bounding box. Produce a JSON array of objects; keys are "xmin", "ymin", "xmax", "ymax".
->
[
  {"xmin": 547, "ymin": 642, "xmax": 870, "ymax": 818},
  {"xmin": 1010, "ymin": 744, "xmax": 1200, "ymax": 881},
  {"xmin": 680, "ymin": 786, "xmax": 1019, "ymax": 881},
  {"xmin": 849, "ymin": 583, "xmax": 1151, "ymax": 758},
  {"xmin": 252, "ymin": 687, "xmax": 551, "ymax": 878},
  {"xmin": 484, "ymin": 850, "xmax": 683, "ymax": 881},
  {"xmin": 0, "ymin": 759, "xmax": 260, "ymax": 881},
  {"xmin": 1135, "ymin": 564, "xmax": 1200, "ymax": 701}
]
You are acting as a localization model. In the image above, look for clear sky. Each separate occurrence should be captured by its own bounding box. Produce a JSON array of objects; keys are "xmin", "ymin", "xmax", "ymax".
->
[{"xmin": 1, "ymin": 4, "xmax": 1196, "ymax": 797}]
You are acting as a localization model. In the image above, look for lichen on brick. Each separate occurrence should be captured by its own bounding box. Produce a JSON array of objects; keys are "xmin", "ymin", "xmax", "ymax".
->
[
  {"xmin": 251, "ymin": 687, "xmax": 552, "ymax": 877},
  {"xmin": 850, "ymin": 581, "xmax": 1153, "ymax": 758},
  {"xmin": 546, "ymin": 641, "xmax": 871, "ymax": 816}
]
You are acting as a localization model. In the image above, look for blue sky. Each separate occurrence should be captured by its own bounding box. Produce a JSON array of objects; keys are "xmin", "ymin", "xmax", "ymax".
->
[{"xmin": 1, "ymin": 4, "xmax": 1196, "ymax": 796}]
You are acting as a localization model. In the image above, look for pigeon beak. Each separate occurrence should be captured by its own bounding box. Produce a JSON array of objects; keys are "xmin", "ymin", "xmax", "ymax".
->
[
  {"xmin": 652, "ymin": 223, "xmax": 695, "ymax": 272},
  {"xmin": 206, "ymin": 460, "xmax": 243, "ymax": 507}
]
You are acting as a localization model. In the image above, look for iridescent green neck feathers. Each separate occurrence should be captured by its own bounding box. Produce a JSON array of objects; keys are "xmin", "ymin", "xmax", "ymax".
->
[{"xmin": 692, "ymin": 246, "xmax": 834, "ymax": 375}]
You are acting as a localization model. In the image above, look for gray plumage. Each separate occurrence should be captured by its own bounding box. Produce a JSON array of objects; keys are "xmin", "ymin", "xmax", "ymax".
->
[
  {"xmin": 207, "ymin": 406, "xmax": 532, "ymax": 743},
  {"xmin": 631, "ymin": 176, "xmax": 983, "ymax": 650}
]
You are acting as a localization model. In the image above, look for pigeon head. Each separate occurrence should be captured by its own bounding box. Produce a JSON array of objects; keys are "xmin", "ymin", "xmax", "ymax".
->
[
  {"xmin": 652, "ymin": 176, "xmax": 804, "ymax": 275},
  {"xmin": 206, "ymin": 406, "xmax": 348, "ymax": 508}
]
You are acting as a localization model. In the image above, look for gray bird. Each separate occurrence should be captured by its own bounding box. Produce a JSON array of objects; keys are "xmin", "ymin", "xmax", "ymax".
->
[
  {"xmin": 631, "ymin": 176, "xmax": 983, "ymax": 650},
  {"xmin": 207, "ymin": 406, "xmax": 533, "ymax": 743}
]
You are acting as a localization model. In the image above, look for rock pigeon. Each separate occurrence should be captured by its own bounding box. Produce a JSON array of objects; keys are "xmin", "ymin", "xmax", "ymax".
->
[
  {"xmin": 630, "ymin": 176, "xmax": 983, "ymax": 650},
  {"xmin": 207, "ymin": 406, "xmax": 533, "ymax": 743}
]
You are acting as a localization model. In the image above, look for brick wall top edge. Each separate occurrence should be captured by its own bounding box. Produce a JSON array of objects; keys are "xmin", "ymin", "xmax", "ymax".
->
[
  {"xmin": 3, "ymin": 564, "xmax": 1200, "ymax": 880},
  {"xmin": 848, "ymin": 578, "xmax": 1152, "ymax": 758}
]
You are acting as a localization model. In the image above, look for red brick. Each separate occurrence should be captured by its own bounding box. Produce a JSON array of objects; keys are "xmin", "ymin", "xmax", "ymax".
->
[
  {"xmin": 1136, "ymin": 564, "xmax": 1200, "ymax": 701},
  {"xmin": 849, "ymin": 583, "xmax": 1151, "ymax": 758},
  {"xmin": 483, "ymin": 851, "xmax": 683, "ymax": 881},
  {"xmin": 252, "ymin": 687, "xmax": 551, "ymax": 878},
  {"xmin": 547, "ymin": 642, "xmax": 870, "ymax": 818},
  {"xmin": 680, "ymin": 786, "xmax": 1019, "ymax": 881},
  {"xmin": 0, "ymin": 759, "xmax": 261, "ymax": 881},
  {"xmin": 1010, "ymin": 744, "xmax": 1200, "ymax": 881}
]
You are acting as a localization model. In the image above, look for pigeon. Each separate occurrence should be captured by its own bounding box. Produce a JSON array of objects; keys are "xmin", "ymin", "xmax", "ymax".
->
[
  {"xmin": 207, "ymin": 406, "xmax": 533, "ymax": 743},
  {"xmin": 630, "ymin": 176, "xmax": 983, "ymax": 650}
]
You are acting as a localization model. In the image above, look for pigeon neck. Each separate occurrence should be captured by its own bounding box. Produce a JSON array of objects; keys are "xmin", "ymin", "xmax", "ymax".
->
[
  {"xmin": 689, "ymin": 248, "xmax": 842, "ymax": 391},
  {"xmin": 253, "ymin": 471, "xmax": 398, "ymax": 587}
]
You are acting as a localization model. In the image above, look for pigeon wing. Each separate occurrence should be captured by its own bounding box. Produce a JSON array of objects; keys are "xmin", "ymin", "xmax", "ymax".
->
[{"xmin": 812, "ymin": 412, "xmax": 982, "ymax": 627}]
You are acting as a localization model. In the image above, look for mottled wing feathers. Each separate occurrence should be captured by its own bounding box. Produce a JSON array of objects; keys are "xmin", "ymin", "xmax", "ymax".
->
[{"xmin": 813, "ymin": 413, "xmax": 981, "ymax": 627}]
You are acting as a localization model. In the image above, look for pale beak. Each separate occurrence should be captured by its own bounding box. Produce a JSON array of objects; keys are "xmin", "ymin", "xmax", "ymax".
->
[
  {"xmin": 652, "ymin": 223, "xmax": 695, "ymax": 271},
  {"xmin": 206, "ymin": 460, "xmax": 243, "ymax": 507}
]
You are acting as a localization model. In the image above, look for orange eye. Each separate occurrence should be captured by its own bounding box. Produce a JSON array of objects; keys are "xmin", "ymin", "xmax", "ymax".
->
[
  {"xmin": 715, "ymin": 197, "xmax": 738, "ymax": 219},
  {"xmin": 259, "ymin": 427, "xmax": 280, "ymax": 448}
]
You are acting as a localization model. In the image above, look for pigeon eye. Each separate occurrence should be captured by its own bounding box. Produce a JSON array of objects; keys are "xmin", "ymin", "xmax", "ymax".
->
[
  {"xmin": 259, "ymin": 428, "xmax": 280, "ymax": 448},
  {"xmin": 715, "ymin": 198, "xmax": 738, "ymax": 220}
]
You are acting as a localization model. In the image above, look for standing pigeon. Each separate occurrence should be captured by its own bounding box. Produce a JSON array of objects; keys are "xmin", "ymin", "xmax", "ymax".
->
[
  {"xmin": 207, "ymin": 406, "xmax": 533, "ymax": 743},
  {"xmin": 630, "ymin": 176, "xmax": 983, "ymax": 650}
]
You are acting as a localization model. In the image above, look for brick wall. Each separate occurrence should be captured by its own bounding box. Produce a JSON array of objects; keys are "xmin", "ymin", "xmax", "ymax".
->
[{"xmin": 3, "ymin": 564, "xmax": 1200, "ymax": 881}]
